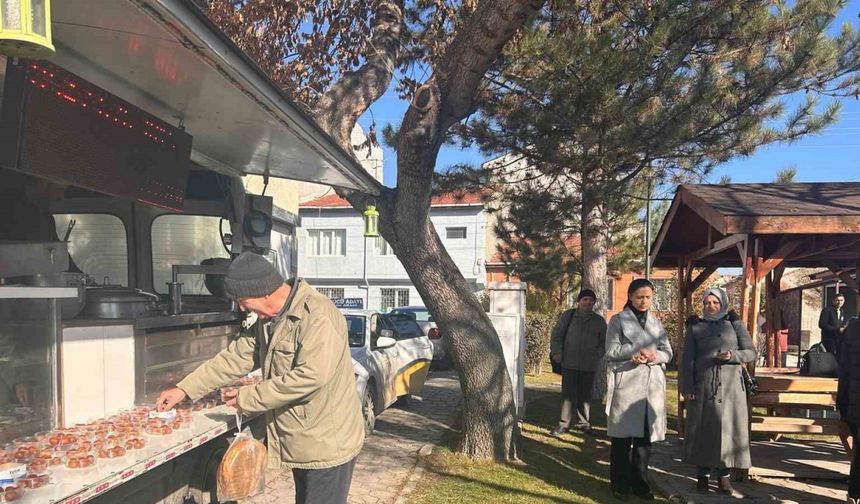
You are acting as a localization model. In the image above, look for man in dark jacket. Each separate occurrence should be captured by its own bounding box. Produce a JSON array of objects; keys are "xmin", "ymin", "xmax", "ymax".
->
[
  {"xmin": 820, "ymin": 293, "xmax": 848, "ymax": 355},
  {"xmin": 837, "ymin": 316, "xmax": 860, "ymax": 504},
  {"xmin": 549, "ymin": 289, "xmax": 607, "ymax": 435}
]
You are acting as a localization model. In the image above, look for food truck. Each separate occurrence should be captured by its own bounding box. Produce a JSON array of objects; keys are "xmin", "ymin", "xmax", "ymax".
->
[{"xmin": 0, "ymin": 1, "xmax": 378, "ymax": 502}]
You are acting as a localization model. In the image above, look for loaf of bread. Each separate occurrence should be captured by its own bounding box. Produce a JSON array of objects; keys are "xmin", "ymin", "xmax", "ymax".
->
[{"xmin": 217, "ymin": 435, "xmax": 267, "ymax": 500}]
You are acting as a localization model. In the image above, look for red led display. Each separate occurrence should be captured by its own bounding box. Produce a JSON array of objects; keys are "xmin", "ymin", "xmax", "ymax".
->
[{"xmin": 0, "ymin": 59, "xmax": 192, "ymax": 211}]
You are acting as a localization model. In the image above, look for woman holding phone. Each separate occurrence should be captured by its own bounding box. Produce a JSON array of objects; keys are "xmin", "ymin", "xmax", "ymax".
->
[{"xmin": 605, "ymin": 278, "xmax": 673, "ymax": 500}]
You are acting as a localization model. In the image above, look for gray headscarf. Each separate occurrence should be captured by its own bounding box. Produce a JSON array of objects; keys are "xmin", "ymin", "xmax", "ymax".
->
[{"xmin": 702, "ymin": 287, "xmax": 729, "ymax": 321}]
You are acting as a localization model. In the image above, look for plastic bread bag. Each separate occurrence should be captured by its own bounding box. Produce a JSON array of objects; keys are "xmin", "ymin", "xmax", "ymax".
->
[{"xmin": 217, "ymin": 412, "xmax": 267, "ymax": 501}]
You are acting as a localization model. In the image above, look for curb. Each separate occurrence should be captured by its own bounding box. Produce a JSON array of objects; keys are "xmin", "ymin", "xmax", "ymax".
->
[{"xmin": 392, "ymin": 444, "xmax": 434, "ymax": 504}]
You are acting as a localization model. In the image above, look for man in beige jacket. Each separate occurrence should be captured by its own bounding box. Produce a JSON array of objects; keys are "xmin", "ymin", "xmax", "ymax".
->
[{"xmin": 155, "ymin": 252, "xmax": 364, "ymax": 504}]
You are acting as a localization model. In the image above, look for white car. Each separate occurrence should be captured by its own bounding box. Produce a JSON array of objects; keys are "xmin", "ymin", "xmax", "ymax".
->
[
  {"xmin": 390, "ymin": 305, "xmax": 451, "ymax": 368},
  {"xmin": 343, "ymin": 309, "xmax": 434, "ymax": 434}
]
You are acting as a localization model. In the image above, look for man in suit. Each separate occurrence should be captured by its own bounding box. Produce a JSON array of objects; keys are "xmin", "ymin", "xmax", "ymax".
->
[{"xmin": 820, "ymin": 292, "xmax": 849, "ymax": 356}]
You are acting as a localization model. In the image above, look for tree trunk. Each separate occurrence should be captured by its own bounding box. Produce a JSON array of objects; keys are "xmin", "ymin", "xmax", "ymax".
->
[
  {"xmin": 388, "ymin": 217, "xmax": 517, "ymax": 459},
  {"xmin": 581, "ymin": 191, "xmax": 609, "ymax": 402},
  {"xmin": 581, "ymin": 195, "xmax": 609, "ymax": 313},
  {"xmin": 312, "ymin": 0, "xmax": 544, "ymax": 462}
]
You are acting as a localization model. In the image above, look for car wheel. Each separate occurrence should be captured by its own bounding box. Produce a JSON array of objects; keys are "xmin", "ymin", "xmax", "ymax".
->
[{"xmin": 362, "ymin": 386, "xmax": 377, "ymax": 436}]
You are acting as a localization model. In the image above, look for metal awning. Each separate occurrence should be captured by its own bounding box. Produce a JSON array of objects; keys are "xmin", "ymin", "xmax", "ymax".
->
[{"xmin": 47, "ymin": 0, "xmax": 379, "ymax": 194}]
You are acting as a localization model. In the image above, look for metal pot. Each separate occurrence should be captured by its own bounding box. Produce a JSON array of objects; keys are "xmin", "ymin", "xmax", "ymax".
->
[
  {"xmin": 201, "ymin": 258, "xmax": 232, "ymax": 300},
  {"xmin": 16, "ymin": 272, "xmax": 88, "ymax": 319},
  {"xmin": 81, "ymin": 286, "xmax": 158, "ymax": 319}
]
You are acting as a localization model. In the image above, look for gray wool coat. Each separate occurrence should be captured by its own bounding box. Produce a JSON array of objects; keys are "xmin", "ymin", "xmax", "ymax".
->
[
  {"xmin": 680, "ymin": 314, "xmax": 756, "ymax": 469},
  {"xmin": 605, "ymin": 307, "xmax": 673, "ymax": 442}
]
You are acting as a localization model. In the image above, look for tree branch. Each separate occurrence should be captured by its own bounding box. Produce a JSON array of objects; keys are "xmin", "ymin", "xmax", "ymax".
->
[{"xmin": 314, "ymin": 0, "xmax": 405, "ymax": 149}]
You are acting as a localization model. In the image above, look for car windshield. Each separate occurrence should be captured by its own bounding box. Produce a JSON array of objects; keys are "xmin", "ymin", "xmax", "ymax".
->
[
  {"xmin": 383, "ymin": 314, "xmax": 424, "ymax": 340},
  {"xmin": 391, "ymin": 308, "xmax": 432, "ymax": 323},
  {"xmin": 345, "ymin": 315, "xmax": 366, "ymax": 347}
]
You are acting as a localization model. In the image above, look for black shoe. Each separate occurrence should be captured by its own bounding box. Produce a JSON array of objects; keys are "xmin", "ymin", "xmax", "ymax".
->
[
  {"xmin": 632, "ymin": 487, "xmax": 655, "ymax": 500},
  {"xmin": 549, "ymin": 427, "xmax": 567, "ymax": 437},
  {"xmin": 717, "ymin": 476, "xmax": 734, "ymax": 496},
  {"xmin": 612, "ymin": 490, "xmax": 629, "ymax": 500},
  {"xmin": 573, "ymin": 423, "xmax": 592, "ymax": 434},
  {"xmin": 696, "ymin": 476, "xmax": 709, "ymax": 492}
]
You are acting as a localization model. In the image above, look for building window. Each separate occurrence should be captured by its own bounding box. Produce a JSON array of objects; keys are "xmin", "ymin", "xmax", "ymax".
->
[
  {"xmin": 446, "ymin": 227, "xmax": 467, "ymax": 239},
  {"xmin": 307, "ymin": 229, "xmax": 346, "ymax": 256},
  {"xmin": 374, "ymin": 236, "xmax": 394, "ymax": 256},
  {"xmin": 651, "ymin": 278, "xmax": 675, "ymax": 311},
  {"xmin": 606, "ymin": 278, "xmax": 615, "ymax": 311},
  {"xmin": 380, "ymin": 288, "xmax": 410, "ymax": 311},
  {"xmin": 318, "ymin": 287, "xmax": 345, "ymax": 300}
]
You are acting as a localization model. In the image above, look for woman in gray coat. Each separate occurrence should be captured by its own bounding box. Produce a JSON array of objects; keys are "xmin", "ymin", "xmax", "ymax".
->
[
  {"xmin": 606, "ymin": 278, "xmax": 673, "ymax": 500},
  {"xmin": 681, "ymin": 288, "xmax": 755, "ymax": 496}
]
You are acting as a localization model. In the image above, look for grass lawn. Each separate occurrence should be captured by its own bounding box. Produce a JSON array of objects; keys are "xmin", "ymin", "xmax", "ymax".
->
[{"xmin": 409, "ymin": 364, "xmax": 677, "ymax": 503}]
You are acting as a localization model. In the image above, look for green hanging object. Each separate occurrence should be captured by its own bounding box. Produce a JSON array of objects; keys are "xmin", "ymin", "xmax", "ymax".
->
[
  {"xmin": 363, "ymin": 204, "xmax": 379, "ymax": 237},
  {"xmin": 0, "ymin": 0, "xmax": 55, "ymax": 59}
]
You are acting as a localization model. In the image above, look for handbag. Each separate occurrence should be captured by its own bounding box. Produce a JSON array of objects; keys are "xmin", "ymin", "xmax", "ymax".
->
[
  {"xmin": 740, "ymin": 365, "xmax": 758, "ymax": 396},
  {"xmin": 800, "ymin": 343, "xmax": 838, "ymax": 377},
  {"xmin": 550, "ymin": 310, "xmax": 575, "ymax": 375}
]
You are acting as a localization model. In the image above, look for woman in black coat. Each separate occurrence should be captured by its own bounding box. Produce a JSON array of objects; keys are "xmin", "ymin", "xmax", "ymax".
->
[{"xmin": 680, "ymin": 288, "xmax": 756, "ymax": 495}]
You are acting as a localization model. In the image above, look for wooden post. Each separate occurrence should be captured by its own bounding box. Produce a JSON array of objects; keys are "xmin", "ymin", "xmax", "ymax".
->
[{"xmin": 749, "ymin": 239, "xmax": 763, "ymax": 375}]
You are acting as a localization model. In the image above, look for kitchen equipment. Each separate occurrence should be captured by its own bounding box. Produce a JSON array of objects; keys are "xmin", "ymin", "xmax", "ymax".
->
[
  {"xmin": 201, "ymin": 258, "xmax": 232, "ymax": 300},
  {"xmin": 0, "ymin": 242, "xmax": 69, "ymax": 278},
  {"xmin": 167, "ymin": 282, "xmax": 183, "ymax": 315},
  {"xmin": 12, "ymin": 272, "xmax": 87, "ymax": 319},
  {"xmin": 81, "ymin": 286, "xmax": 158, "ymax": 319}
]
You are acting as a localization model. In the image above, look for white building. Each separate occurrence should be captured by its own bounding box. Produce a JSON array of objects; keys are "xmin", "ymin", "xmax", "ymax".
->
[{"xmin": 298, "ymin": 192, "xmax": 488, "ymax": 311}]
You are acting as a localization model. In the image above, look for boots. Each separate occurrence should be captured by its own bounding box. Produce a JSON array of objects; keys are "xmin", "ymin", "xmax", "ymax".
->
[
  {"xmin": 696, "ymin": 476, "xmax": 709, "ymax": 492},
  {"xmin": 718, "ymin": 476, "xmax": 734, "ymax": 496}
]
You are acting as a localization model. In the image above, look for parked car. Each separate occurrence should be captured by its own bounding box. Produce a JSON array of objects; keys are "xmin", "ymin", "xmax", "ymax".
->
[
  {"xmin": 390, "ymin": 305, "xmax": 451, "ymax": 368},
  {"xmin": 342, "ymin": 309, "xmax": 434, "ymax": 434}
]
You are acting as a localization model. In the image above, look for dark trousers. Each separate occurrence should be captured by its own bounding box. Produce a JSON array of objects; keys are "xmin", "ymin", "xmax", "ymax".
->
[
  {"xmin": 558, "ymin": 369, "xmax": 595, "ymax": 428},
  {"xmin": 610, "ymin": 415, "xmax": 652, "ymax": 495},
  {"xmin": 850, "ymin": 424, "xmax": 860, "ymax": 499},
  {"xmin": 293, "ymin": 457, "xmax": 356, "ymax": 504},
  {"xmin": 823, "ymin": 337, "xmax": 841, "ymax": 357}
]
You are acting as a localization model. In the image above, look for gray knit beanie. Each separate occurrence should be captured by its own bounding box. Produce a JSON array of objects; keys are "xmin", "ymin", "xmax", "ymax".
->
[{"xmin": 224, "ymin": 252, "xmax": 284, "ymax": 299}]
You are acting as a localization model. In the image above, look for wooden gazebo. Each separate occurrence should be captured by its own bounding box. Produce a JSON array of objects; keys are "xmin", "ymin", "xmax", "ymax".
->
[{"xmin": 651, "ymin": 183, "xmax": 860, "ymax": 450}]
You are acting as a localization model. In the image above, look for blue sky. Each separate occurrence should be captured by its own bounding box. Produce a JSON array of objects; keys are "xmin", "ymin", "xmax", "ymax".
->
[{"xmin": 357, "ymin": 1, "xmax": 860, "ymax": 189}]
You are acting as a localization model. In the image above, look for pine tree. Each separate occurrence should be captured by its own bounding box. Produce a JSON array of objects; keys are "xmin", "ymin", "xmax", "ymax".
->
[{"xmin": 448, "ymin": 0, "xmax": 860, "ymax": 307}]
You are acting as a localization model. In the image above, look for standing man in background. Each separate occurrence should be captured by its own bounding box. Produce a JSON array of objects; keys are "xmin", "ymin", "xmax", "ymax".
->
[
  {"xmin": 550, "ymin": 289, "xmax": 607, "ymax": 436},
  {"xmin": 820, "ymin": 292, "xmax": 849, "ymax": 356}
]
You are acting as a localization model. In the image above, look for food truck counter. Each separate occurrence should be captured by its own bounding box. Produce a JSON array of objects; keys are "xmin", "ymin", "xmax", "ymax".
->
[
  {"xmin": 61, "ymin": 311, "xmax": 242, "ymax": 330},
  {"xmin": 12, "ymin": 405, "xmax": 247, "ymax": 504}
]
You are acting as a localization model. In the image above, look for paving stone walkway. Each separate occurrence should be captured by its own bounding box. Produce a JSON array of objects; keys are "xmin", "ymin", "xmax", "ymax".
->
[
  {"xmin": 242, "ymin": 370, "xmax": 461, "ymax": 504},
  {"xmin": 650, "ymin": 436, "xmax": 849, "ymax": 503}
]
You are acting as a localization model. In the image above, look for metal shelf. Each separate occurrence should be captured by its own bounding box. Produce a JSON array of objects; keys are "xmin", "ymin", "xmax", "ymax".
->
[{"xmin": 0, "ymin": 287, "xmax": 79, "ymax": 299}]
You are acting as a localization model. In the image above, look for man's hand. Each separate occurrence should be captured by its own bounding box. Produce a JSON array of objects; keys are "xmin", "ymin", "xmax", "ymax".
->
[
  {"xmin": 221, "ymin": 387, "xmax": 243, "ymax": 415},
  {"xmin": 155, "ymin": 387, "xmax": 187, "ymax": 412},
  {"xmin": 551, "ymin": 352, "xmax": 562, "ymax": 364}
]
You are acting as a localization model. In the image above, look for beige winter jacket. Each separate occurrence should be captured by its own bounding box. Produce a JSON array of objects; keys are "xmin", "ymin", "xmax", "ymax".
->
[{"xmin": 177, "ymin": 280, "xmax": 365, "ymax": 469}]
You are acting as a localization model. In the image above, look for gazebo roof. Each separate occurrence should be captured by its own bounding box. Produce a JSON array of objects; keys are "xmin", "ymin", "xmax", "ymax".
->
[{"xmin": 651, "ymin": 183, "xmax": 860, "ymax": 269}]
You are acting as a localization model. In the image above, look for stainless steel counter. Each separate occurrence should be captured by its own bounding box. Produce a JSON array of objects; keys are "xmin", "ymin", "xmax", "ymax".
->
[{"xmin": 62, "ymin": 311, "xmax": 241, "ymax": 329}]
